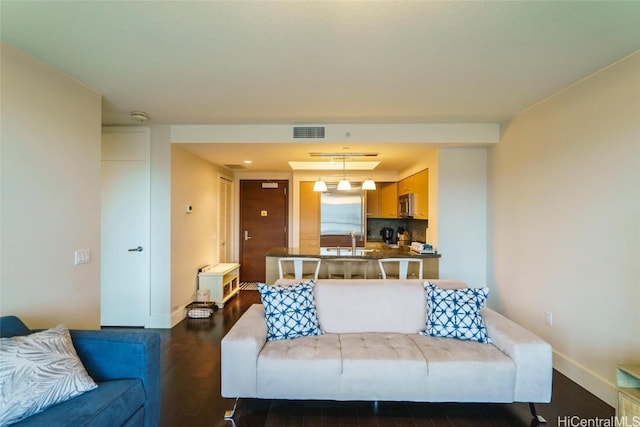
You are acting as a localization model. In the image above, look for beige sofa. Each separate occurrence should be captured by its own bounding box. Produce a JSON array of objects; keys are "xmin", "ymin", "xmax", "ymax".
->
[{"xmin": 221, "ymin": 279, "xmax": 552, "ymax": 422}]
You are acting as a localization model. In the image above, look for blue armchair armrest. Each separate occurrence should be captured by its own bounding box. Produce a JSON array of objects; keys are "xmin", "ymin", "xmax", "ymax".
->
[{"xmin": 70, "ymin": 330, "xmax": 161, "ymax": 427}]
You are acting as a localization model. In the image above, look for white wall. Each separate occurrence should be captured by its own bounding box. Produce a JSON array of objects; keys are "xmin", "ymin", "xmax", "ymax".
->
[
  {"xmin": 487, "ymin": 51, "xmax": 640, "ymax": 406},
  {"xmin": 149, "ymin": 125, "xmax": 173, "ymax": 328},
  {"xmin": 0, "ymin": 42, "xmax": 102, "ymax": 329},
  {"xmin": 438, "ymin": 148, "xmax": 487, "ymax": 287},
  {"xmin": 170, "ymin": 146, "xmax": 226, "ymax": 325}
]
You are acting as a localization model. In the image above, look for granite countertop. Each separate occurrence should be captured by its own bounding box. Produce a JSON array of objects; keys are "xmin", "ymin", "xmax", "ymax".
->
[{"xmin": 265, "ymin": 246, "xmax": 440, "ymax": 259}]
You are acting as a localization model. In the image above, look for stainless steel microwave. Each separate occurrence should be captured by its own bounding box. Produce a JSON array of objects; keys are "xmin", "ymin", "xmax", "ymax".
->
[{"xmin": 399, "ymin": 193, "xmax": 414, "ymax": 218}]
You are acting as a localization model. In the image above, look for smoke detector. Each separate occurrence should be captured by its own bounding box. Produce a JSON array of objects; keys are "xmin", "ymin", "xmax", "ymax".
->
[{"xmin": 130, "ymin": 111, "xmax": 149, "ymax": 122}]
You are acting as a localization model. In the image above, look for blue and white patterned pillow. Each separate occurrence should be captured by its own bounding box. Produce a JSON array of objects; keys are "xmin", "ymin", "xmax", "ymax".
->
[
  {"xmin": 257, "ymin": 280, "xmax": 323, "ymax": 341},
  {"xmin": 420, "ymin": 282, "xmax": 491, "ymax": 344}
]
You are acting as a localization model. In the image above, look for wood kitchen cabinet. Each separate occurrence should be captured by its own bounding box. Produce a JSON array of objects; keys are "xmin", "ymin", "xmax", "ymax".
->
[
  {"xmin": 367, "ymin": 182, "xmax": 398, "ymax": 218},
  {"xmin": 398, "ymin": 174, "xmax": 415, "ymax": 196},
  {"xmin": 378, "ymin": 182, "xmax": 399, "ymax": 218},
  {"xmin": 366, "ymin": 187, "xmax": 380, "ymax": 217},
  {"xmin": 398, "ymin": 169, "xmax": 429, "ymax": 219},
  {"xmin": 412, "ymin": 169, "xmax": 429, "ymax": 219},
  {"xmin": 299, "ymin": 181, "xmax": 320, "ymax": 252}
]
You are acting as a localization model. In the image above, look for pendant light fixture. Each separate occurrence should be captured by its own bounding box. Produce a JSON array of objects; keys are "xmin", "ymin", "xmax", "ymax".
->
[
  {"xmin": 337, "ymin": 156, "xmax": 351, "ymax": 191},
  {"xmin": 313, "ymin": 178, "xmax": 327, "ymax": 192},
  {"xmin": 310, "ymin": 153, "xmax": 379, "ymax": 191},
  {"xmin": 362, "ymin": 178, "xmax": 376, "ymax": 190}
]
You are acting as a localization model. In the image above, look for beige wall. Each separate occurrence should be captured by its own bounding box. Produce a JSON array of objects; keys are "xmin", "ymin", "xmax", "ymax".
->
[
  {"xmin": 487, "ymin": 51, "xmax": 640, "ymax": 405},
  {"xmin": 170, "ymin": 146, "xmax": 227, "ymax": 324},
  {"xmin": 0, "ymin": 42, "xmax": 102, "ymax": 329},
  {"xmin": 438, "ymin": 148, "xmax": 487, "ymax": 287}
]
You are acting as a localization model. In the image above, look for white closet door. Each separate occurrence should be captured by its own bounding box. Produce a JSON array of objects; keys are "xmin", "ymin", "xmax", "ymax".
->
[{"xmin": 101, "ymin": 128, "xmax": 150, "ymax": 326}]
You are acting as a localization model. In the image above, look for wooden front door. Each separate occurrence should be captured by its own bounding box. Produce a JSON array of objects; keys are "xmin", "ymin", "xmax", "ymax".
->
[{"xmin": 239, "ymin": 180, "xmax": 288, "ymax": 282}]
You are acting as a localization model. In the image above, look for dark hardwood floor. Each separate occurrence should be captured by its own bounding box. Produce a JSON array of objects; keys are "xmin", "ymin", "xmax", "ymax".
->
[{"xmin": 151, "ymin": 290, "xmax": 614, "ymax": 427}]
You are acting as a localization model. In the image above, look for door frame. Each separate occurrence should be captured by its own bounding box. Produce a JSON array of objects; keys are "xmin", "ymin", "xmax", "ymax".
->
[{"xmin": 217, "ymin": 173, "xmax": 234, "ymax": 264}]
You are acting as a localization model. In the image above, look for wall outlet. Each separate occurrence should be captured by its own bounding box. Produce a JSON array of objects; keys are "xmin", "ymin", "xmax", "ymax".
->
[
  {"xmin": 545, "ymin": 312, "xmax": 553, "ymax": 326},
  {"xmin": 74, "ymin": 249, "xmax": 91, "ymax": 265}
]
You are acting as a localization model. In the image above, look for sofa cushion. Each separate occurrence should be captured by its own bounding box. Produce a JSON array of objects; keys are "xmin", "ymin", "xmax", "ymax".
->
[
  {"xmin": 11, "ymin": 379, "xmax": 145, "ymax": 427},
  {"xmin": 257, "ymin": 334, "xmax": 342, "ymax": 399},
  {"xmin": 339, "ymin": 332, "xmax": 429, "ymax": 400},
  {"xmin": 314, "ymin": 280, "xmax": 427, "ymax": 334},
  {"xmin": 0, "ymin": 325, "xmax": 98, "ymax": 425},
  {"xmin": 410, "ymin": 334, "xmax": 515, "ymax": 402},
  {"xmin": 421, "ymin": 283, "xmax": 491, "ymax": 343},
  {"xmin": 257, "ymin": 280, "xmax": 323, "ymax": 340}
]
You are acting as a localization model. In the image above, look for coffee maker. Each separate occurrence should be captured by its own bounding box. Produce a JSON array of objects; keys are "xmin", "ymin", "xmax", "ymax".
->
[{"xmin": 380, "ymin": 227, "xmax": 396, "ymax": 244}]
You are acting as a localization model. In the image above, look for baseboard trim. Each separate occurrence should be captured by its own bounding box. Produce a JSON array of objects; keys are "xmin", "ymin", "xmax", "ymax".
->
[
  {"xmin": 553, "ymin": 349, "xmax": 617, "ymax": 408},
  {"xmin": 170, "ymin": 307, "xmax": 186, "ymax": 328},
  {"xmin": 147, "ymin": 314, "xmax": 172, "ymax": 329}
]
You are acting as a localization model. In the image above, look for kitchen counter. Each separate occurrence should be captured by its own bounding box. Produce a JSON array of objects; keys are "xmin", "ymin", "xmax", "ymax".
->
[
  {"xmin": 264, "ymin": 246, "xmax": 439, "ymax": 284},
  {"xmin": 265, "ymin": 246, "xmax": 440, "ymax": 259}
]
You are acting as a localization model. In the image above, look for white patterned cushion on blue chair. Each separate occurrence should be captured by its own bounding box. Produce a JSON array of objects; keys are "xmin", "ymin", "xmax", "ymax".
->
[
  {"xmin": 420, "ymin": 282, "xmax": 491, "ymax": 344},
  {"xmin": 0, "ymin": 325, "xmax": 98, "ymax": 425},
  {"xmin": 257, "ymin": 280, "xmax": 323, "ymax": 341}
]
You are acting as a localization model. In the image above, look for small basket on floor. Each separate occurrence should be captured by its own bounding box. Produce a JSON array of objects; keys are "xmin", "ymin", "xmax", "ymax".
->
[{"xmin": 186, "ymin": 301, "xmax": 217, "ymax": 318}]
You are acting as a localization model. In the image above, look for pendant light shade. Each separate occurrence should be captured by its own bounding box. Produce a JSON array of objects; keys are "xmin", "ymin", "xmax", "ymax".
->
[
  {"xmin": 362, "ymin": 179, "xmax": 376, "ymax": 190},
  {"xmin": 313, "ymin": 179, "xmax": 328, "ymax": 192},
  {"xmin": 337, "ymin": 179, "xmax": 351, "ymax": 191}
]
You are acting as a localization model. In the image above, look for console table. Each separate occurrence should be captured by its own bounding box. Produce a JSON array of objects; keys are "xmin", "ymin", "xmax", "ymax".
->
[
  {"xmin": 617, "ymin": 365, "xmax": 640, "ymax": 420},
  {"xmin": 198, "ymin": 263, "xmax": 240, "ymax": 308}
]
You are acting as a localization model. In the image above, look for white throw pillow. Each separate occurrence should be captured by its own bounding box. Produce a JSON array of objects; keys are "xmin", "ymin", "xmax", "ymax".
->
[
  {"xmin": 0, "ymin": 324, "xmax": 98, "ymax": 425},
  {"xmin": 257, "ymin": 280, "xmax": 323, "ymax": 340}
]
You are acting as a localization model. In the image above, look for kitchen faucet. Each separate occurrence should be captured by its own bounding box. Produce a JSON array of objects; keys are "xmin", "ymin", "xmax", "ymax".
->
[{"xmin": 350, "ymin": 231, "xmax": 356, "ymax": 253}]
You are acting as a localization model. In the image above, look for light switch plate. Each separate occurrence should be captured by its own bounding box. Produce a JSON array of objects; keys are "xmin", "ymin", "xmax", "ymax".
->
[{"xmin": 75, "ymin": 249, "xmax": 91, "ymax": 265}]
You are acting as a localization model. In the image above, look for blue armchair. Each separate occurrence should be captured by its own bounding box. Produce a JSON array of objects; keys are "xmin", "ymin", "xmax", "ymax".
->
[{"xmin": 0, "ymin": 316, "xmax": 160, "ymax": 427}]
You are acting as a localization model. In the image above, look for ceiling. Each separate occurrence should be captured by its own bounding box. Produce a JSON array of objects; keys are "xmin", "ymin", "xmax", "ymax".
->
[{"xmin": 2, "ymin": 1, "xmax": 639, "ymax": 173}]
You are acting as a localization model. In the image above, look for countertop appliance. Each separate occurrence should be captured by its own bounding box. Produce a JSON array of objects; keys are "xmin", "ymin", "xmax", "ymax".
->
[
  {"xmin": 397, "ymin": 227, "xmax": 410, "ymax": 246},
  {"xmin": 410, "ymin": 241, "xmax": 436, "ymax": 254},
  {"xmin": 380, "ymin": 227, "xmax": 396, "ymax": 244},
  {"xmin": 399, "ymin": 193, "xmax": 414, "ymax": 218}
]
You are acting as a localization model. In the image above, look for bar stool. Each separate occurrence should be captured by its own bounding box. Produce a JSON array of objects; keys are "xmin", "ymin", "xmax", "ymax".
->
[
  {"xmin": 277, "ymin": 257, "xmax": 321, "ymax": 281},
  {"xmin": 377, "ymin": 258, "xmax": 423, "ymax": 279},
  {"xmin": 325, "ymin": 258, "xmax": 369, "ymax": 279}
]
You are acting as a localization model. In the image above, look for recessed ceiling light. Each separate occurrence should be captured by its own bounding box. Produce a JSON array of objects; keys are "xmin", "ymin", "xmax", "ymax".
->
[{"xmin": 243, "ymin": 160, "xmax": 252, "ymax": 164}]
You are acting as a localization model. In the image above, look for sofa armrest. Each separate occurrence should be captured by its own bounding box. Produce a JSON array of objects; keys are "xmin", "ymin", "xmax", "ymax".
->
[
  {"xmin": 221, "ymin": 304, "xmax": 267, "ymax": 398},
  {"xmin": 70, "ymin": 330, "xmax": 161, "ymax": 427},
  {"xmin": 482, "ymin": 308, "xmax": 552, "ymax": 403}
]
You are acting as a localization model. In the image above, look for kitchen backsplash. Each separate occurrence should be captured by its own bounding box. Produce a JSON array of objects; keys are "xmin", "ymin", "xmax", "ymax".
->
[{"xmin": 367, "ymin": 218, "xmax": 428, "ymax": 243}]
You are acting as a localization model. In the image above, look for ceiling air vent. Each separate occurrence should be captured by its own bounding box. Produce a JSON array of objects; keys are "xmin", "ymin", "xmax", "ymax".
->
[
  {"xmin": 293, "ymin": 126, "xmax": 325, "ymax": 139},
  {"xmin": 223, "ymin": 164, "xmax": 246, "ymax": 170}
]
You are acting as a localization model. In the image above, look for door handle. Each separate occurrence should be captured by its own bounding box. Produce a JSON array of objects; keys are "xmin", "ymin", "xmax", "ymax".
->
[
  {"xmin": 128, "ymin": 246, "xmax": 143, "ymax": 252},
  {"xmin": 244, "ymin": 231, "xmax": 252, "ymax": 241}
]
